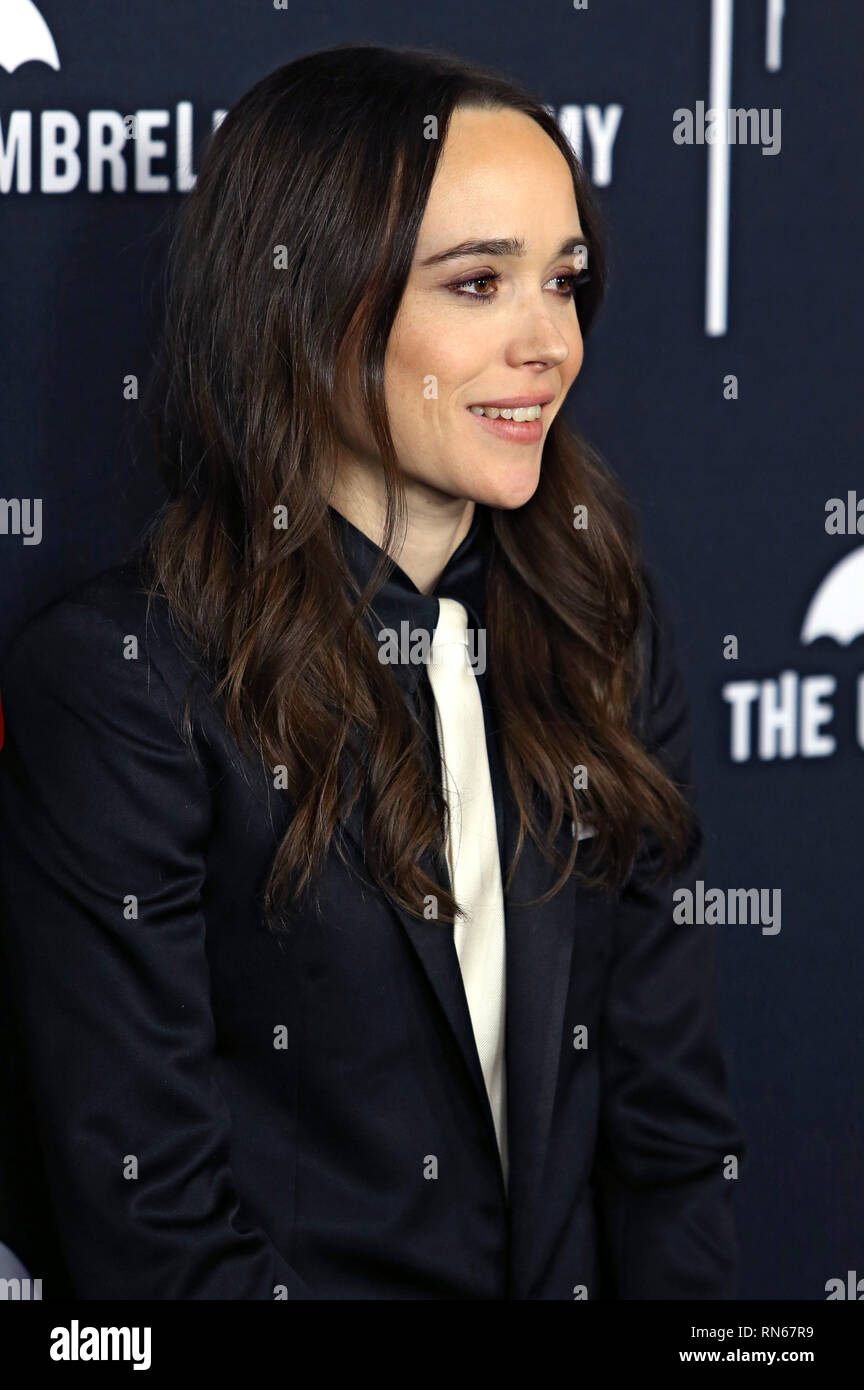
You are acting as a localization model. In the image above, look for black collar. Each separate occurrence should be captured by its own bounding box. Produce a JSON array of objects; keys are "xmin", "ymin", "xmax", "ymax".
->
[{"xmin": 328, "ymin": 501, "xmax": 493, "ymax": 695}]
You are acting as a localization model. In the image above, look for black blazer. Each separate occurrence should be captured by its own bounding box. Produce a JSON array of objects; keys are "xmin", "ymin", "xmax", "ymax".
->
[{"xmin": 0, "ymin": 559, "xmax": 746, "ymax": 1300}]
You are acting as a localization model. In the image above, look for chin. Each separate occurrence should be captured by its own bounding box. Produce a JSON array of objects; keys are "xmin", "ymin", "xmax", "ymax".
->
[{"xmin": 467, "ymin": 468, "xmax": 541, "ymax": 511}]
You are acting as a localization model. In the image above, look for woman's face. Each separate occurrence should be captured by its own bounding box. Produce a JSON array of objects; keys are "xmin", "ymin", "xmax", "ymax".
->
[{"xmin": 369, "ymin": 105, "xmax": 586, "ymax": 511}]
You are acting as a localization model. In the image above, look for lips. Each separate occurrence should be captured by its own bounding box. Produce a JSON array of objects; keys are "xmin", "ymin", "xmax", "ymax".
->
[
  {"xmin": 467, "ymin": 405, "xmax": 546, "ymax": 445},
  {"xmin": 466, "ymin": 393, "xmax": 555, "ymax": 409}
]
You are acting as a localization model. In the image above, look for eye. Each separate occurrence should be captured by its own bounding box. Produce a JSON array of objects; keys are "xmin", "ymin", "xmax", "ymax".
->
[
  {"xmin": 446, "ymin": 267, "xmax": 592, "ymax": 306},
  {"xmin": 546, "ymin": 269, "xmax": 592, "ymax": 297},
  {"xmin": 448, "ymin": 273, "xmax": 501, "ymax": 302}
]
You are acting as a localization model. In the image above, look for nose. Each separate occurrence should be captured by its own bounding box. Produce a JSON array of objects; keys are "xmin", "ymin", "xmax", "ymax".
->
[{"xmin": 503, "ymin": 296, "xmax": 578, "ymax": 372}]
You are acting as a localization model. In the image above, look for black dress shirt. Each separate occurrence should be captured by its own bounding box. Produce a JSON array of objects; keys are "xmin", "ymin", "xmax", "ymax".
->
[{"xmin": 327, "ymin": 501, "xmax": 507, "ymax": 872}]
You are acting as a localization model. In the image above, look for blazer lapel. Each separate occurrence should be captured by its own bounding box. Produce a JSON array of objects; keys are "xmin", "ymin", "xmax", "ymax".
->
[
  {"xmin": 332, "ymin": 734, "xmax": 582, "ymax": 1234},
  {"xmin": 501, "ymin": 789, "xmax": 578, "ymax": 1247},
  {"xmin": 333, "ymin": 750, "xmax": 498, "ymax": 1138}
]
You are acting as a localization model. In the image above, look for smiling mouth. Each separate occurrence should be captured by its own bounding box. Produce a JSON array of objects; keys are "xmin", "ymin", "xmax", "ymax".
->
[
  {"xmin": 467, "ymin": 403, "xmax": 543, "ymax": 421},
  {"xmin": 465, "ymin": 399, "xmax": 549, "ymax": 446}
]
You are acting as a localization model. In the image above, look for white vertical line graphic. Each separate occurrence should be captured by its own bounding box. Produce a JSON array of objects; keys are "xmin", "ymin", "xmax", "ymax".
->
[
  {"xmin": 705, "ymin": 0, "xmax": 734, "ymax": 336},
  {"xmin": 766, "ymin": 0, "xmax": 786, "ymax": 72}
]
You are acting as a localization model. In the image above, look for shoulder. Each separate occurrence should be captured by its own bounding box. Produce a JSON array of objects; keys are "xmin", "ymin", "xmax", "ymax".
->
[
  {"xmin": 1, "ymin": 557, "xmax": 206, "ymax": 712},
  {"xmin": 632, "ymin": 562, "xmax": 694, "ymax": 767},
  {"xmin": 638, "ymin": 563, "xmax": 685, "ymax": 690},
  {"xmin": 0, "ymin": 563, "xmax": 217, "ymax": 910},
  {"xmin": 0, "ymin": 558, "xmax": 215, "ymax": 767}
]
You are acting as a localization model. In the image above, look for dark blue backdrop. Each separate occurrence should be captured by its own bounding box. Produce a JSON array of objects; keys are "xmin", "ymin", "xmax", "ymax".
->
[{"xmin": 1, "ymin": 0, "xmax": 862, "ymax": 1300}]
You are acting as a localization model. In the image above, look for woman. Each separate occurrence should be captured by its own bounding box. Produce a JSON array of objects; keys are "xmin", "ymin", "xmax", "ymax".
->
[{"xmin": 0, "ymin": 43, "xmax": 745, "ymax": 1300}]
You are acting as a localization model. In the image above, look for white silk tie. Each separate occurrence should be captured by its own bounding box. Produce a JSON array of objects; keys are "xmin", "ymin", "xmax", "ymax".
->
[{"xmin": 426, "ymin": 597, "xmax": 508, "ymax": 1189}]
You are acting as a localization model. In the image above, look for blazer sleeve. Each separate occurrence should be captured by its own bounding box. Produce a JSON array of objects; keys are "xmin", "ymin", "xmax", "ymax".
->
[
  {"xmin": 591, "ymin": 571, "xmax": 747, "ymax": 1299},
  {"xmin": 0, "ymin": 596, "xmax": 312, "ymax": 1300}
]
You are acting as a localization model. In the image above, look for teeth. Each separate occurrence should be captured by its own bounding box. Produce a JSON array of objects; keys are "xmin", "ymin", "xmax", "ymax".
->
[{"xmin": 469, "ymin": 403, "xmax": 543, "ymax": 421}]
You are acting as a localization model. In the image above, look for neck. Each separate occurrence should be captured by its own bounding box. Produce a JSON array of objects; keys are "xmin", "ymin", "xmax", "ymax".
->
[{"xmin": 328, "ymin": 465, "xmax": 475, "ymax": 595}]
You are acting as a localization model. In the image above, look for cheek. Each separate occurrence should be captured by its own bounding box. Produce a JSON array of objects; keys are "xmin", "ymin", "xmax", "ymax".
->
[
  {"xmin": 385, "ymin": 314, "xmax": 482, "ymax": 420},
  {"xmin": 385, "ymin": 314, "xmax": 429, "ymax": 416}
]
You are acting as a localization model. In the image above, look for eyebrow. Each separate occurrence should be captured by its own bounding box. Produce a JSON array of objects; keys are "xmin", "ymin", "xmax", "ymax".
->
[{"xmin": 418, "ymin": 235, "xmax": 588, "ymax": 268}]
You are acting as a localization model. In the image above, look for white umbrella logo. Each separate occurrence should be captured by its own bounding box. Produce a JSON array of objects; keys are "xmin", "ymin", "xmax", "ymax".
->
[
  {"xmin": 0, "ymin": 0, "xmax": 60, "ymax": 75},
  {"xmin": 800, "ymin": 548, "xmax": 864, "ymax": 647}
]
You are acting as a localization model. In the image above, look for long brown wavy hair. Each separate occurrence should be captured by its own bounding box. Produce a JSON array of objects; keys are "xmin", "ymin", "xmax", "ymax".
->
[{"xmin": 141, "ymin": 42, "xmax": 693, "ymax": 928}]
